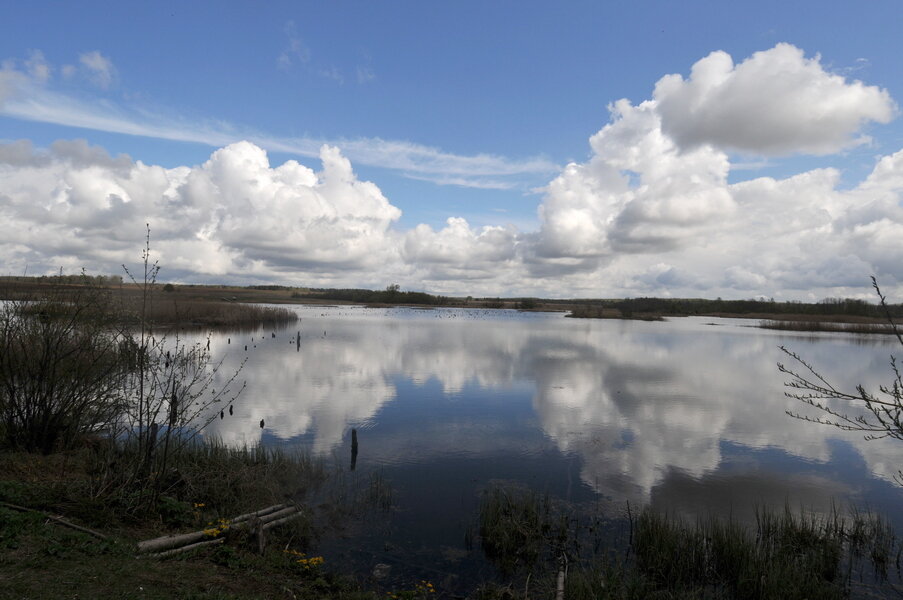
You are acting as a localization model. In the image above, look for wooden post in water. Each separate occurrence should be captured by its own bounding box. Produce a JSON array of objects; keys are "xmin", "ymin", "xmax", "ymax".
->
[
  {"xmin": 296, "ymin": 330, "xmax": 300, "ymax": 351},
  {"xmin": 350, "ymin": 428, "xmax": 358, "ymax": 471}
]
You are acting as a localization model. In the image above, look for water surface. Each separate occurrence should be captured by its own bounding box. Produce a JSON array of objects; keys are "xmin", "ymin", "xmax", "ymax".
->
[{"xmin": 200, "ymin": 306, "xmax": 903, "ymax": 584}]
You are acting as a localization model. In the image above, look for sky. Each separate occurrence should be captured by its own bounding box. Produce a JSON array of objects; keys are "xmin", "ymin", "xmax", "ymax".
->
[{"xmin": 1, "ymin": 1, "xmax": 903, "ymax": 300}]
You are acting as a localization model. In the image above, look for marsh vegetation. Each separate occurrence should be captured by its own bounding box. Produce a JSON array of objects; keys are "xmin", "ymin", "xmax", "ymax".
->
[{"xmin": 475, "ymin": 485, "xmax": 901, "ymax": 599}]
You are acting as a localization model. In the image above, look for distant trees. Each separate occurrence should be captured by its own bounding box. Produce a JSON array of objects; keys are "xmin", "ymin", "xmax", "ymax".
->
[
  {"xmin": 39, "ymin": 273, "xmax": 123, "ymax": 286},
  {"xmin": 309, "ymin": 286, "xmax": 446, "ymax": 306}
]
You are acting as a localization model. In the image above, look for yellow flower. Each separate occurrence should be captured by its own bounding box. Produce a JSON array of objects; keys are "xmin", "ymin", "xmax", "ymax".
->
[{"xmin": 295, "ymin": 555, "xmax": 325, "ymax": 569}]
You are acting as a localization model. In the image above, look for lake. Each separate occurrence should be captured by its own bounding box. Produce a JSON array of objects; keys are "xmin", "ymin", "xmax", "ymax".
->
[{"xmin": 200, "ymin": 305, "xmax": 903, "ymax": 587}]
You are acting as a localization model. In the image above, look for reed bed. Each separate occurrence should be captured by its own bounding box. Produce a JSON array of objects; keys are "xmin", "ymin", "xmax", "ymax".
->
[
  {"xmin": 759, "ymin": 319, "xmax": 897, "ymax": 335},
  {"xmin": 118, "ymin": 297, "xmax": 298, "ymax": 329},
  {"xmin": 479, "ymin": 486, "xmax": 556, "ymax": 574},
  {"xmin": 476, "ymin": 485, "xmax": 901, "ymax": 599}
]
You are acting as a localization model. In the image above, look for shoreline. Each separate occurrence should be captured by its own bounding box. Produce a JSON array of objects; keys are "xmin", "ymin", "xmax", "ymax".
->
[{"xmin": 1, "ymin": 277, "xmax": 899, "ymax": 330}]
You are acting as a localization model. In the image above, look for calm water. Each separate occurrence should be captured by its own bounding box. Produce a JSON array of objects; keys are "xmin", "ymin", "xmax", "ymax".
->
[{"xmin": 200, "ymin": 306, "xmax": 903, "ymax": 585}]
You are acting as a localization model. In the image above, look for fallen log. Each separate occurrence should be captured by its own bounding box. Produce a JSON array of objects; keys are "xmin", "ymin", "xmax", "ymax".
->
[
  {"xmin": 137, "ymin": 504, "xmax": 301, "ymax": 554},
  {"xmin": 148, "ymin": 537, "xmax": 224, "ymax": 558},
  {"xmin": 261, "ymin": 512, "xmax": 304, "ymax": 530},
  {"xmin": 253, "ymin": 506, "xmax": 298, "ymax": 525},
  {"xmin": 137, "ymin": 529, "xmax": 209, "ymax": 554},
  {"xmin": 231, "ymin": 503, "xmax": 291, "ymax": 525}
]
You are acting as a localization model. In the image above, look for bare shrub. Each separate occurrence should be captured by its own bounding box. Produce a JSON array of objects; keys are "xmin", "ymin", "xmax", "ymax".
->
[{"xmin": 0, "ymin": 275, "xmax": 126, "ymax": 454}]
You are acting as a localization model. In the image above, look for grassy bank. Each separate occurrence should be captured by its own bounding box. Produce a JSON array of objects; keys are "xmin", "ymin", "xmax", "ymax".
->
[
  {"xmin": 1, "ymin": 458, "xmax": 901, "ymax": 598},
  {"xmin": 0, "ymin": 441, "xmax": 385, "ymax": 600}
]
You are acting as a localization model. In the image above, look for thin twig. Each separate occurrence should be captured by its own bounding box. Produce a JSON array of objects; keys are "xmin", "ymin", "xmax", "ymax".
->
[{"xmin": 0, "ymin": 501, "xmax": 109, "ymax": 540}]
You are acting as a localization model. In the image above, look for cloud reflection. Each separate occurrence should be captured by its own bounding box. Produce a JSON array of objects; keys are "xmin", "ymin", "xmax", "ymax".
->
[{"xmin": 202, "ymin": 308, "xmax": 902, "ymax": 505}]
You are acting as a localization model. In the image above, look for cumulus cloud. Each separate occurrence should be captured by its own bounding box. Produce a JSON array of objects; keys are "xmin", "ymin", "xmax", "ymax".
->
[
  {"xmin": 518, "ymin": 44, "xmax": 903, "ymax": 298},
  {"xmin": 526, "ymin": 98, "xmax": 734, "ymax": 271},
  {"xmin": 2, "ymin": 43, "xmax": 903, "ymax": 299},
  {"xmin": 404, "ymin": 218, "xmax": 517, "ymax": 281},
  {"xmin": 0, "ymin": 139, "xmax": 402, "ymax": 282},
  {"xmin": 654, "ymin": 44, "xmax": 896, "ymax": 155}
]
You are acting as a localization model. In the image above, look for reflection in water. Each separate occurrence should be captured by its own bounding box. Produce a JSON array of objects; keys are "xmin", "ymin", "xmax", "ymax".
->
[{"xmin": 200, "ymin": 306, "xmax": 902, "ymax": 520}]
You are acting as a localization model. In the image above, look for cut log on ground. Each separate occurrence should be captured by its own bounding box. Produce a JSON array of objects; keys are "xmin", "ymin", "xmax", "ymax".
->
[
  {"xmin": 148, "ymin": 537, "xmax": 224, "ymax": 559},
  {"xmin": 137, "ymin": 528, "xmax": 210, "ymax": 554},
  {"xmin": 136, "ymin": 504, "xmax": 303, "ymax": 555},
  {"xmin": 231, "ymin": 503, "xmax": 291, "ymax": 525}
]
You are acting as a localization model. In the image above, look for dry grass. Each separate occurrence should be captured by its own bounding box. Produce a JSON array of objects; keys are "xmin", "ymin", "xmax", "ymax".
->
[
  {"xmin": 759, "ymin": 319, "xmax": 897, "ymax": 335},
  {"xmin": 118, "ymin": 296, "xmax": 298, "ymax": 329}
]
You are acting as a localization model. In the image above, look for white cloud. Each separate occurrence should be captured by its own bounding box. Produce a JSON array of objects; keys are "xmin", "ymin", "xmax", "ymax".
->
[
  {"xmin": 526, "ymin": 98, "xmax": 734, "ymax": 270},
  {"xmin": 654, "ymin": 44, "xmax": 896, "ymax": 155},
  {"xmin": 2, "ymin": 44, "xmax": 903, "ymax": 300},
  {"xmin": 404, "ymin": 218, "xmax": 517, "ymax": 281},
  {"xmin": 24, "ymin": 50, "xmax": 51, "ymax": 82},
  {"xmin": 513, "ymin": 44, "xmax": 903, "ymax": 299},
  {"xmin": 0, "ymin": 59, "xmax": 31, "ymax": 104},
  {"xmin": 79, "ymin": 51, "xmax": 115, "ymax": 89},
  {"xmin": 0, "ymin": 140, "xmax": 402, "ymax": 281}
]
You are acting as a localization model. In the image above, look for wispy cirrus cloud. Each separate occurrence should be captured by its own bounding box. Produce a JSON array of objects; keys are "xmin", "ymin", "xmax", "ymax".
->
[
  {"xmin": 401, "ymin": 173, "xmax": 516, "ymax": 190},
  {"xmin": 0, "ymin": 52, "xmax": 558, "ymax": 190}
]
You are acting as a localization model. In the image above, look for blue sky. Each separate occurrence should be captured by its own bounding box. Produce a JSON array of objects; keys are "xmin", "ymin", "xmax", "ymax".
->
[{"xmin": 2, "ymin": 1, "xmax": 903, "ymax": 299}]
